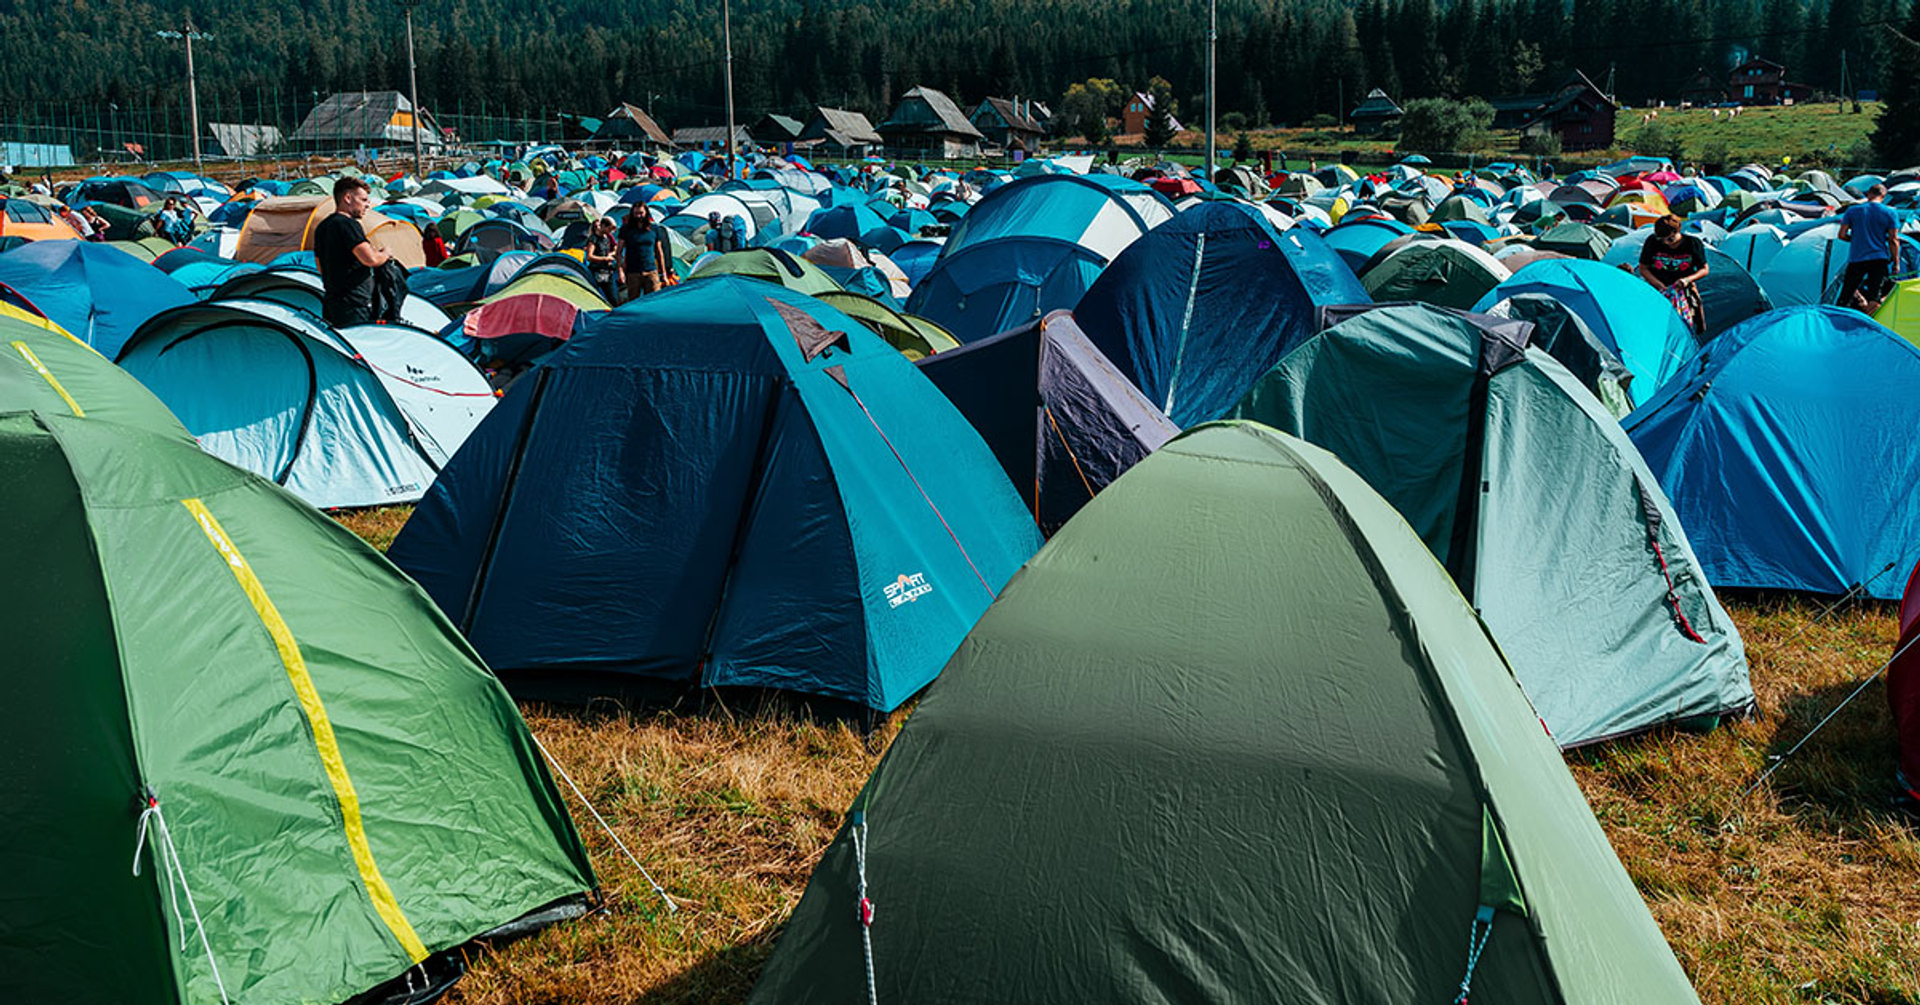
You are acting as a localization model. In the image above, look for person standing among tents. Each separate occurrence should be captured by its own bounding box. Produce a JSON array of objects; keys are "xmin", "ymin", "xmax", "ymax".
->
[
  {"xmin": 54, "ymin": 203, "xmax": 90, "ymax": 239},
  {"xmin": 314, "ymin": 176, "xmax": 395, "ymax": 327},
  {"xmin": 584, "ymin": 217, "xmax": 621, "ymax": 303},
  {"xmin": 1637, "ymin": 214, "xmax": 1710, "ymax": 340},
  {"xmin": 154, "ymin": 197, "xmax": 185, "ymax": 245},
  {"xmin": 619, "ymin": 210, "xmax": 668, "ymax": 299},
  {"xmin": 80, "ymin": 206, "xmax": 109, "ymax": 241},
  {"xmin": 1838, "ymin": 183, "xmax": 1901, "ymax": 315}
]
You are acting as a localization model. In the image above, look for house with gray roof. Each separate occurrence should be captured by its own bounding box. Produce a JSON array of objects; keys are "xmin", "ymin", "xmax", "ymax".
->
[{"xmin": 878, "ymin": 86, "xmax": 983, "ymax": 159}]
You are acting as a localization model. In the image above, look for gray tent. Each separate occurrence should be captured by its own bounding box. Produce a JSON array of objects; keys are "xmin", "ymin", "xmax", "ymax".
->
[{"xmin": 917, "ymin": 310, "xmax": 1175, "ymax": 535}]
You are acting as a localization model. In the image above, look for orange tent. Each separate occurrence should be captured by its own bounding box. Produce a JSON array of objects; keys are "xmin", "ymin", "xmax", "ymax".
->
[
  {"xmin": 234, "ymin": 195, "xmax": 425, "ymax": 268},
  {"xmin": 0, "ymin": 199, "xmax": 81, "ymax": 242}
]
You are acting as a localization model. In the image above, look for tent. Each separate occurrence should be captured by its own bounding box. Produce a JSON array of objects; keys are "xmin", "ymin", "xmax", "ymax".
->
[
  {"xmin": 812, "ymin": 290, "xmax": 957, "ymax": 360},
  {"xmin": 1360, "ymin": 236, "xmax": 1509, "ymax": 310},
  {"xmin": 1322, "ymin": 215, "xmax": 1414, "ymax": 274},
  {"xmin": 1603, "ymin": 231, "xmax": 1774, "ymax": 338},
  {"xmin": 1533, "ymin": 221, "xmax": 1613, "ymax": 260},
  {"xmin": 907, "ymin": 237, "xmax": 1111, "ymax": 343},
  {"xmin": 1233, "ymin": 304, "xmax": 1751, "ymax": 746},
  {"xmin": 1478, "ymin": 293, "xmax": 1634, "ymax": 417},
  {"xmin": 916, "ymin": 310, "xmax": 1176, "ymax": 534},
  {"xmin": 689, "ymin": 247, "xmax": 843, "ymax": 294},
  {"xmin": 387, "ymin": 278, "xmax": 1040, "ymax": 710},
  {"xmin": 1625, "ymin": 306, "xmax": 1920, "ymax": 598},
  {"xmin": 1872, "ymin": 277, "xmax": 1920, "ymax": 347},
  {"xmin": 0, "ymin": 314, "xmax": 190, "ymax": 438},
  {"xmin": 748, "ymin": 421, "xmax": 1701, "ymax": 1005},
  {"xmin": 208, "ymin": 266, "xmax": 453, "ymax": 332},
  {"xmin": 0, "ymin": 410, "xmax": 593, "ymax": 1004},
  {"xmin": 116, "ymin": 300, "xmax": 496, "ymax": 509},
  {"xmin": 940, "ymin": 173, "xmax": 1173, "ymax": 263},
  {"xmin": 1472, "ymin": 258, "xmax": 1697, "ymax": 407},
  {"xmin": 233, "ymin": 196, "xmax": 427, "ymax": 268},
  {"xmin": 0, "ymin": 241, "xmax": 195, "ymax": 357},
  {"xmin": 1074, "ymin": 201, "xmax": 1369, "ymax": 427}
]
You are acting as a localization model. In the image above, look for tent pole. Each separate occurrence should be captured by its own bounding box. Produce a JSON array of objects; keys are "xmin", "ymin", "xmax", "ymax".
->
[
  {"xmin": 1205, "ymin": 0, "xmax": 1217, "ymax": 184},
  {"xmin": 723, "ymin": 0, "xmax": 737, "ymax": 181}
]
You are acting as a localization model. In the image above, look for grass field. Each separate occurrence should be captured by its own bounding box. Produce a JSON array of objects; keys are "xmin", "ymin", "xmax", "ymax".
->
[
  {"xmin": 332, "ymin": 506, "xmax": 1920, "ymax": 1004},
  {"xmin": 1634, "ymin": 102, "xmax": 1881, "ymax": 169}
]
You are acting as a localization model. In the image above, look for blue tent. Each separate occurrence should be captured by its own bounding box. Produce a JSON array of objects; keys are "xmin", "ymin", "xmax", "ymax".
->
[
  {"xmin": 805, "ymin": 203, "xmax": 902, "ymax": 251},
  {"xmin": 1322, "ymin": 216, "xmax": 1414, "ymax": 274},
  {"xmin": 1472, "ymin": 258, "xmax": 1697, "ymax": 407},
  {"xmin": 888, "ymin": 240, "xmax": 945, "ymax": 288},
  {"xmin": 888, "ymin": 207, "xmax": 938, "ymax": 236},
  {"xmin": 1625, "ymin": 306, "xmax": 1920, "ymax": 598},
  {"xmin": 387, "ymin": 277, "xmax": 1041, "ymax": 710},
  {"xmin": 116, "ymin": 299, "xmax": 495, "ymax": 509},
  {"xmin": 1755, "ymin": 221, "xmax": 1920, "ymax": 307},
  {"xmin": 0, "ymin": 241, "xmax": 194, "ymax": 357},
  {"xmin": 1074, "ymin": 202, "xmax": 1370, "ymax": 428},
  {"xmin": 1601, "ymin": 230, "xmax": 1773, "ymax": 338},
  {"xmin": 908, "ymin": 237, "xmax": 1109, "ymax": 343},
  {"xmin": 941, "ymin": 174, "xmax": 1173, "ymax": 262}
]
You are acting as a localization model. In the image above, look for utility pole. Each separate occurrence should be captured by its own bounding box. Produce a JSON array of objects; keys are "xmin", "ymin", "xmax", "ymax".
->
[
  {"xmin": 397, "ymin": 0, "xmax": 427, "ymax": 177},
  {"xmin": 1205, "ymin": 0, "xmax": 1218, "ymax": 183},
  {"xmin": 156, "ymin": 14, "xmax": 213, "ymax": 173},
  {"xmin": 723, "ymin": 0, "xmax": 738, "ymax": 181}
]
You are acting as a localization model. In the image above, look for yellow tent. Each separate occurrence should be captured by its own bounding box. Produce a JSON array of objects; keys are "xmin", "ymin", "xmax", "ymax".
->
[{"xmin": 234, "ymin": 195, "xmax": 426, "ymax": 268}]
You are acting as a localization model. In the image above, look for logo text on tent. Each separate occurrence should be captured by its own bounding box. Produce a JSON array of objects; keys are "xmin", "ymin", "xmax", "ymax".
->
[
  {"xmin": 196, "ymin": 510, "xmax": 246, "ymax": 570},
  {"xmin": 885, "ymin": 572, "xmax": 932, "ymax": 608}
]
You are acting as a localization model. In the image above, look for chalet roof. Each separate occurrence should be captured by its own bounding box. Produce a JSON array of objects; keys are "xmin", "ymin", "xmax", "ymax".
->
[
  {"xmin": 976, "ymin": 97, "xmax": 1043, "ymax": 133},
  {"xmin": 604, "ymin": 103, "xmax": 674, "ymax": 146},
  {"xmin": 756, "ymin": 113, "xmax": 804, "ymax": 140},
  {"xmin": 1351, "ymin": 87, "xmax": 1403, "ymax": 118},
  {"xmin": 880, "ymin": 86, "xmax": 984, "ymax": 138},
  {"xmin": 1732, "ymin": 55, "xmax": 1787, "ymax": 71},
  {"xmin": 672, "ymin": 124, "xmax": 753, "ymax": 146},
  {"xmin": 811, "ymin": 107, "xmax": 881, "ymax": 144},
  {"xmin": 291, "ymin": 91, "xmax": 439, "ymax": 144}
]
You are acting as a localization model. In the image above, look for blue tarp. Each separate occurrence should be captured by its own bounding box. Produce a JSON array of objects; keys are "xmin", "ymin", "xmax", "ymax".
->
[
  {"xmin": 0, "ymin": 241, "xmax": 193, "ymax": 356},
  {"xmin": 388, "ymin": 277, "xmax": 1041, "ymax": 710},
  {"xmin": 1074, "ymin": 202, "xmax": 1370, "ymax": 427},
  {"xmin": 1472, "ymin": 258, "xmax": 1698, "ymax": 407},
  {"xmin": 1625, "ymin": 306, "xmax": 1920, "ymax": 598}
]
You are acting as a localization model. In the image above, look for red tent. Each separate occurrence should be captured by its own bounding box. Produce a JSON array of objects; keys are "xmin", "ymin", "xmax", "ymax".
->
[{"xmin": 1893, "ymin": 560, "xmax": 1920, "ymax": 798}]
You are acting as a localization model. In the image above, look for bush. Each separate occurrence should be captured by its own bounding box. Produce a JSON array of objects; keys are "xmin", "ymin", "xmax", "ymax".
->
[
  {"xmin": 1397, "ymin": 97, "xmax": 1495, "ymax": 154},
  {"xmin": 1306, "ymin": 113, "xmax": 1340, "ymax": 129},
  {"xmin": 1233, "ymin": 130, "xmax": 1255, "ymax": 161},
  {"xmin": 1221, "ymin": 111, "xmax": 1249, "ymax": 132},
  {"xmin": 1695, "ymin": 135, "xmax": 1731, "ymax": 173},
  {"xmin": 1519, "ymin": 131, "xmax": 1562, "ymax": 157},
  {"xmin": 1629, "ymin": 119, "xmax": 1684, "ymax": 162}
]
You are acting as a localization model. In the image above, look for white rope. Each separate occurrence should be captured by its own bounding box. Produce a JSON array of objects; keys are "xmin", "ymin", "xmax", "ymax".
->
[
  {"xmin": 1740, "ymin": 630, "xmax": 1920, "ymax": 802},
  {"xmin": 132, "ymin": 795, "xmax": 232, "ymax": 1005},
  {"xmin": 851, "ymin": 814, "xmax": 878, "ymax": 1005},
  {"xmin": 531, "ymin": 733, "xmax": 677, "ymax": 913}
]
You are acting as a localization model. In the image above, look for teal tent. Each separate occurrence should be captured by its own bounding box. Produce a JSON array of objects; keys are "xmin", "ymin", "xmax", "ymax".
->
[{"xmin": 1232, "ymin": 304, "xmax": 1752, "ymax": 746}]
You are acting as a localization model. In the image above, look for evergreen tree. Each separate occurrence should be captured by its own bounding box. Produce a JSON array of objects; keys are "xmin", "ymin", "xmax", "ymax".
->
[{"xmin": 1873, "ymin": 3, "xmax": 1920, "ymax": 163}]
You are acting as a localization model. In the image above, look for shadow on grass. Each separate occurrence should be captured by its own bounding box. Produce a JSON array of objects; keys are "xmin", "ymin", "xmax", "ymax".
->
[
  {"xmin": 1759, "ymin": 673, "xmax": 1908, "ymax": 832},
  {"xmin": 637, "ymin": 939, "xmax": 779, "ymax": 1005}
]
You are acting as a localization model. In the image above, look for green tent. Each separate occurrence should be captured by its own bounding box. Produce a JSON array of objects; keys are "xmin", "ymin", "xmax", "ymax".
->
[
  {"xmin": 750, "ymin": 422, "xmax": 1699, "ymax": 1004},
  {"xmin": 1232, "ymin": 305, "xmax": 1752, "ymax": 746},
  {"xmin": 813, "ymin": 290, "xmax": 959, "ymax": 360},
  {"xmin": 688, "ymin": 248, "xmax": 843, "ymax": 295},
  {"xmin": 1359, "ymin": 236, "xmax": 1510, "ymax": 309},
  {"xmin": 1533, "ymin": 220, "xmax": 1614, "ymax": 260},
  {"xmin": 0, "ymin": 315, "xmax": 192, "ymax": 438},
  {"xmin": 1, "ymin": 411, "xmax": 595, "ymax": 1003}
]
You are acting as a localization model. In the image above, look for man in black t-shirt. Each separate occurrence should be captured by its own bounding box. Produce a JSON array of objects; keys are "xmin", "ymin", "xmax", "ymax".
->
[
  {"xmin": 1636, "ymin": 213, "xmax": 1710, "ymax": 339},
  {"xmin": 313, "ymin": 176, "xmax": 393, "ymax": 326}
]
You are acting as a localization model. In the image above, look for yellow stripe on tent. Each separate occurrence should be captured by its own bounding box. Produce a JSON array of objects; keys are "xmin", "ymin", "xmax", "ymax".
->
[
  {"xmin": 11, "ymin": 340, "xmax": 84, "ymax": 416},
  {"xmin": 181, "ymin": 498, "xmax": 431, "ymax": 964}
]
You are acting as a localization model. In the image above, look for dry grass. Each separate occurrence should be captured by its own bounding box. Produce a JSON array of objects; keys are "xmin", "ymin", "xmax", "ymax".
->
[
  {"xmin": 332, "ymin": 505, "xmax": 414, "ymax": 553},
  {"xmin": 334, "ymin": 507, "xmax": 1919, "ymax": 1003}
]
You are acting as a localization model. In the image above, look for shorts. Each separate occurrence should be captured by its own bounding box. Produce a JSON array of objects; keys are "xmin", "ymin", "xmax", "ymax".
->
[
  {"xmin": 625, "ymin": 269, "xmax": 662, "ymax": 298},
  {"xmin": 1840, "ymin": 259, "xmax": 1893, "ymax": 307}
]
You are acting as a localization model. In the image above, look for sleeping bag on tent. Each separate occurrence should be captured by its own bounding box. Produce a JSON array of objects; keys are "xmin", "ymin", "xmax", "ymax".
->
[
  {"xmin": 388, "ymin": 277, "xmax": 1041, "ymax": 711},
  {"xmin": 0, "ymin": 410, "xmax": 593, "ymax": 1005},
  {"xmin": 1625, "ymin": 306, "xmax": 1920, "ymax": 597},
  {"xmin": 1233, "ymin": 304, "xmax": 1752, "ymax": 746},
  {"xmin": 748, "ymin": 422, "xmax": 1701, "ymax": 1005},
  {"xmin": 1073, "ymin": 201, "xmax": 1369, "ymax": 428},
  {"xmin": 916, "ymin": 310, "xmax": 1176, "ymax": 534}
]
